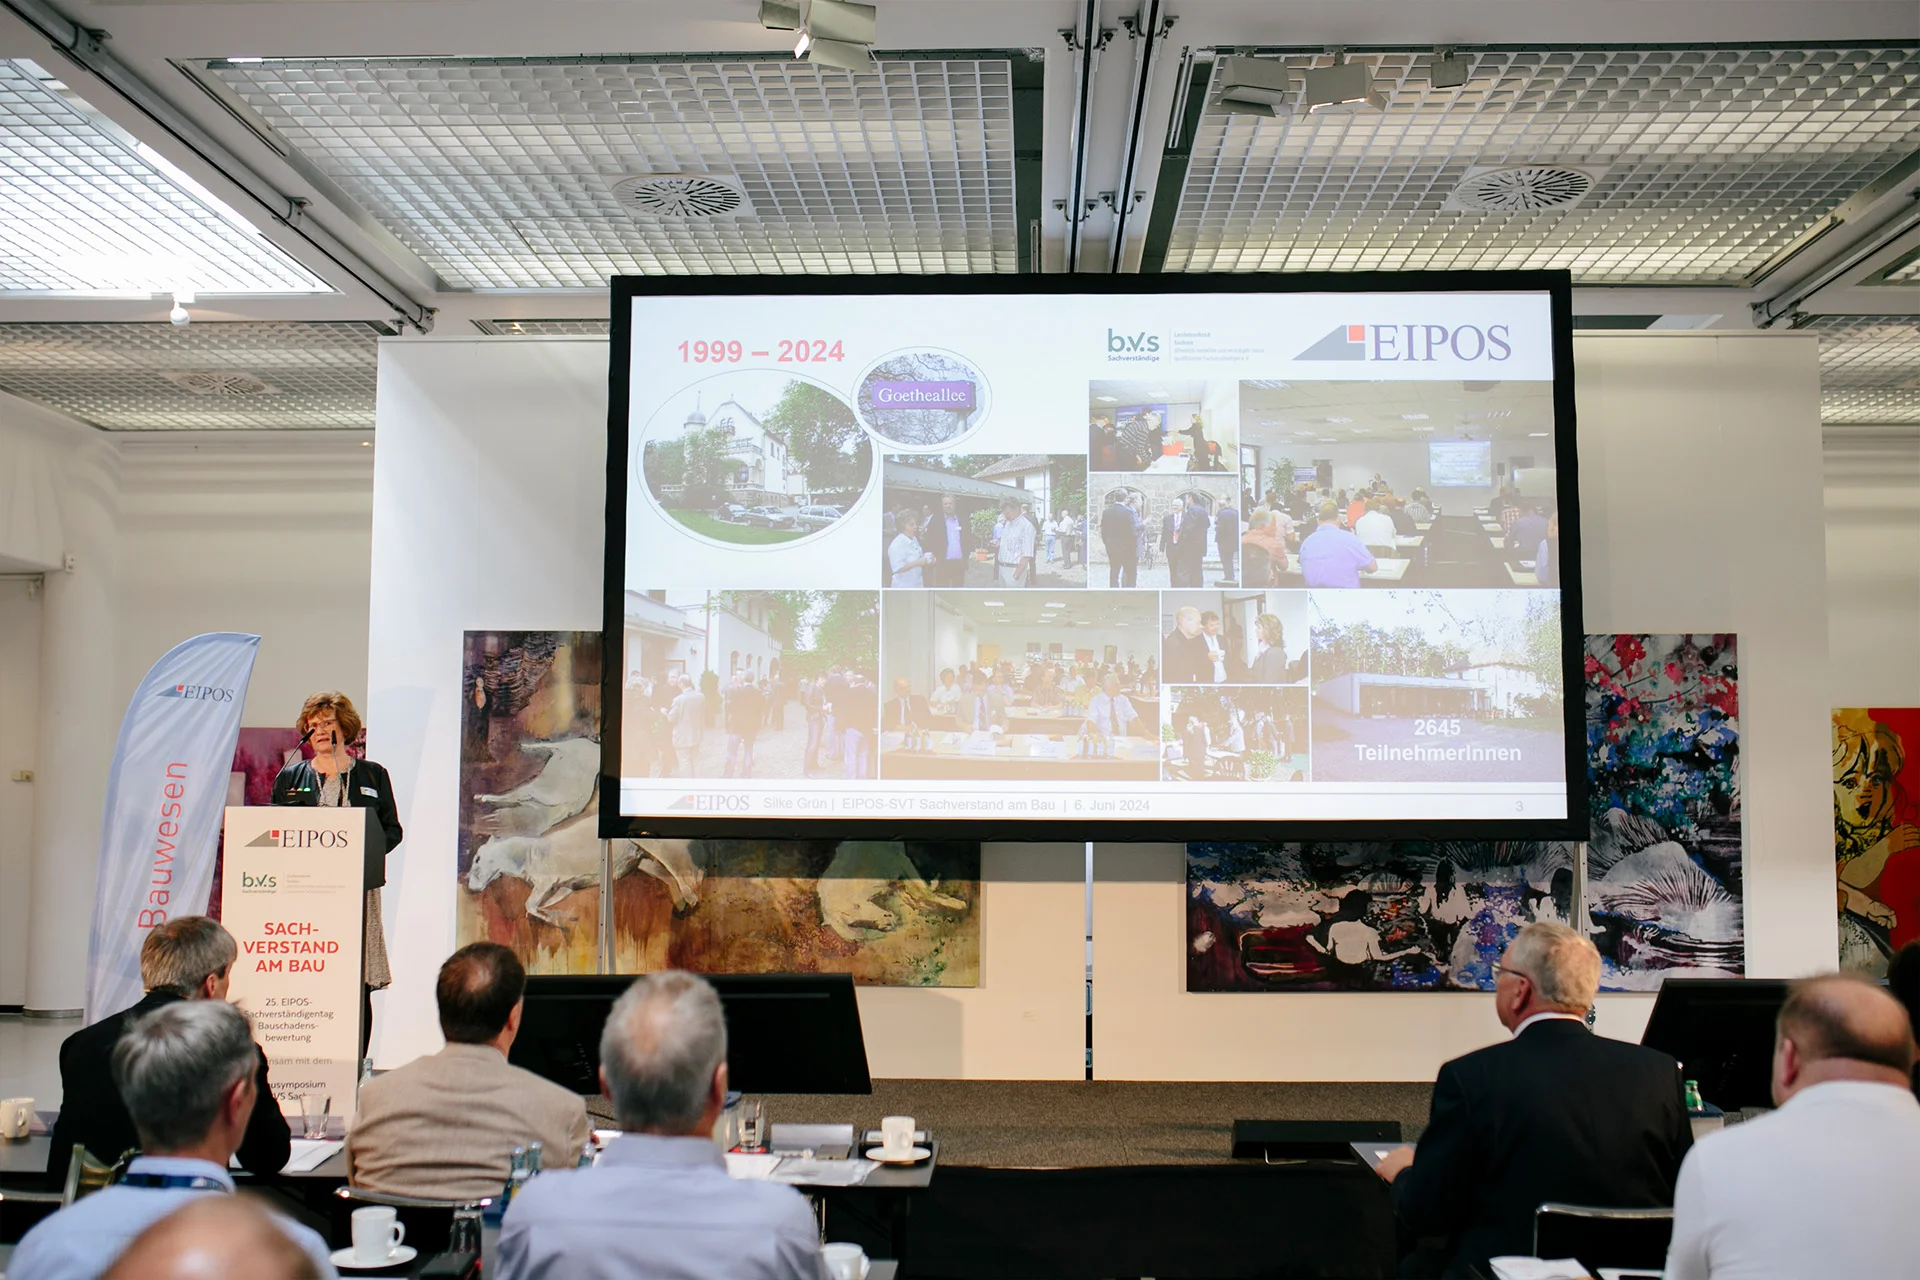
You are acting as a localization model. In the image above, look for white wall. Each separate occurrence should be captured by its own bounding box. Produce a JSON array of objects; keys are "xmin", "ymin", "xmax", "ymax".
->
[
  {"xmin": 1824, "ymin": 425, "xmax": 1920, "ymax": 708},
  {"xmin": 1093, "ymin": 331, "xmax": 1834, "ymax": 1080},
  {"xmin": 0, "ymin": 579, "xmax": 40, "ymax": 1006}
]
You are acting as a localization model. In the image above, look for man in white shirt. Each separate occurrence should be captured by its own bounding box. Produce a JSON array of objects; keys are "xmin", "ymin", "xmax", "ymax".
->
[
  {"xmin": 887, "ymin": 511, "xmax": 935, "ymax": 588},
  {"xmin": 1353, "ymin": 499, "xmax": 1398, "ymax": 551},
  {"xmin": 1200, "ymin": 611, "xmax": 1229, "ymax": 683},
  {"xmin": 1083, "ymin": 675, "xmax": 1142, "ymax": 739},
  {"xmin": 926, "ymin": 667, "xmax": 961, "ymax": 717},
  {"xmin": 1663, "ymin": 973, "xmax": 1920, "ymax": 1280},
  {"xmin": 993, "ymin": 498, "xmax": 1036, "ymax": 587}
]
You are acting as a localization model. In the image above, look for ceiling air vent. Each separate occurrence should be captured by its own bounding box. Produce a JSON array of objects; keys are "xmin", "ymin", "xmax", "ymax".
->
[
  {"xmin": 610, "ymin": 173, "xmax": 752, "ymax": 220},
  {"xmin": 1444, "ymin": 165, "xmax": 1602, "ymax": 213},
  {"xmin": 159, "ymin": 370, "xmax": 276, "ymax": 396}
]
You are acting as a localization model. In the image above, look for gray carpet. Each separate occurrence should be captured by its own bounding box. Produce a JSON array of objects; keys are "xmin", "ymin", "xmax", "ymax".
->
[{"xmin": 710, "ymin": 1080, "xmax": 1434, "ymax": 1167}]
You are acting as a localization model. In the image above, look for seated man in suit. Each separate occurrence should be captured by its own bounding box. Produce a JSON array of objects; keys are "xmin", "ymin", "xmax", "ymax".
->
[
  {"xmin": 881, "ymin": 676, "xmax": 931, "ymax": 733},
  {"xmin": 48, "ymin": 916, "xmax": 289, "ymax": 1184},
  {"xmin": 1664, "ymin": 973, "xmax": 1920, "ymax": 1280},
  {"xmin": 1375, "ymin": 921, "xmax": 1693, "ymax": 1278},
  {"xmin": 497, "ymin": 972, "xmax": 823, "ymax": 1280},
  {"xmin": 13, "ymin": 1001, "xmax": 335, "ymax": 1279},
  {"xmin": 347, "ymin": 942, "xmax": 590, "ymax": 1201}
]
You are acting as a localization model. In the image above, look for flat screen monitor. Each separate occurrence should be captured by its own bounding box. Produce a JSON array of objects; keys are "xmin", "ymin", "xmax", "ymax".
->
[
  {"xmin": 1639, "ymin": 978, "xmax": 1791, "ymax": 1112},
  {"xmin": 603, "ymin": 272, "xmax": 1584, "ymax": 841},
  {"xmin": 509, "ymin": 974, "xmax": 872, "ymax": 1096},
  {"xmin": 1428, "ymin": 440, "xmax": 1494, "ymax": 487}
]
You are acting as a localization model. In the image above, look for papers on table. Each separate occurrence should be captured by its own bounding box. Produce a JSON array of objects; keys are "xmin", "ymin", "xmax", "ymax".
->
[
  {"xmin": 1488, "ymin": 1259, "xmax": 1593, "ymax": 1280},
  {"xmin": 1348, "ymin": 1140, "xmax": 1413, "ymax": 1172},
  {"xmin": 725, "ymin": 1151, "xmax": 875, "ymax": 1187},
  {"xmin": 232, "ymin": 1139, "xmax": 341, "ymax": 1173},
  {"xmin": 1026, "ymin": 738, "xmax": 1069, "ymax": 759},
  {"xmin": 959, "ymin": 731, "xmax": 1000, "ymax": 756}
]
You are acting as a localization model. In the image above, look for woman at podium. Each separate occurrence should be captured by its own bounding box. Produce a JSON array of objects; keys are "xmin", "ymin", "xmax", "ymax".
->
[{"xmin": 271, "ymin": 691, "xmax": 404, "ymax": 1053}]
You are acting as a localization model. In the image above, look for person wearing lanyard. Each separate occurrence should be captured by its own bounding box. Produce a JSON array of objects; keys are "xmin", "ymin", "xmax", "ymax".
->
[
  {"xmin": 9, "ymin": 1000, "xmax": 338, "ymax": 1279},
  {"xmin": 994, "ymin": 497, "xmax": 1035, "ymax": 587}
]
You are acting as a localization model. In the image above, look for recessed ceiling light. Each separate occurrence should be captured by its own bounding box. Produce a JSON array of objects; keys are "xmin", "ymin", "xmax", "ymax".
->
[
  {"xmin": 1318, "ymin": 437, "xmax": 1337, "ymax": 443},
  {"xmin": 1095, "ymin": 396, "xmax": 1117, "ymax": 403},
  {"xmin": 1401, "ymin": 413, "xmax": 1429, "ymax": 421},
  {"xmin": 1411, "ymin": 425, "xmax": 1435, "ymax": 432},
  {"xmin": 360, "ymin": 440, "xmax": 371, "ymax": 447},
  {"xmin": 982, "ymin": 600, "xmax": 1004, "ymax": 607},
  {"xmin": 1148, "ymin": 389, "xmax": 1170, "ymax": 398},
  {"xmin": 1326, "ymin": 416, "xmax": 1353, "ymax": 424},
  {"xmin": 1528, "ymin": 431, "xmax": 1549, "ymax": 437},
  {"xmin": 1044, "ymin": 601, "xmax": 1067, "ymax": 608}
]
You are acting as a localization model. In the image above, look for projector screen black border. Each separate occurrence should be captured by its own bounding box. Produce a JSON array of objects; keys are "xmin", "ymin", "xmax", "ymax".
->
[{"xmin": 600, "ymin": 270, "xmax": 1588, "ymax": 843}]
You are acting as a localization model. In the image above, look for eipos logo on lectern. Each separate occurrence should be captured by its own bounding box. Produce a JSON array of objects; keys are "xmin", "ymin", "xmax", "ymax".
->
[
  {"xmin": 156, "ymin": 683, "xmax": 236, "ymax": 702},
  {"xmin": 1297, "ymin": 323, "xmax": 1512, "ymax": 363},
  {"xmin": 246, "ymin": 827, "xmax": 351, "ymax": 848}
]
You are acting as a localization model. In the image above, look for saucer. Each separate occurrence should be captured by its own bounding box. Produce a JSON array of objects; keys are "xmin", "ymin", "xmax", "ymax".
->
[
  {"xmin": 866, "ymin": 1144, "xmax": 931, "ymax": 1164},
  {"xmin": 330, "ymin": 1244, "xmax": 417, "ymax": 1271}
]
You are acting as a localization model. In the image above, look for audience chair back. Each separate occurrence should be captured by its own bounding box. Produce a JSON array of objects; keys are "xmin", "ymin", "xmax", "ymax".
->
[
  {"xmin": 333, "ymin": 1184, "xmax": 493, "ymax": 1256},
  {"xmin": 61, "ymin": 1145, "xmax": 119, "ymax": 1207},
  {"xmin": 1533, "ymin": 1202, "xmax": 1674, "ymax": 1272}
]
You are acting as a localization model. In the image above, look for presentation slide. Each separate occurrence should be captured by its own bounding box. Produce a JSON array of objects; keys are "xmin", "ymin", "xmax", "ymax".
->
[
  {"xmin": 1428, "ymin": 440, "xmax": 1494, "ymax": 487},
  {"xmin": 605, "ymin": 279, "xmax": 1577, "ymax": 837}
]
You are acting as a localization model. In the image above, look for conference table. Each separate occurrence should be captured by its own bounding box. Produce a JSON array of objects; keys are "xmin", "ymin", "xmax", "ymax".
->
[
  {"xmin": 997, "ymin": 700, "xmax": 1160, "ymax": 737},
  {"xmin": 881, "ymin": 731, "xmax": 1161, "ymax": 781}
]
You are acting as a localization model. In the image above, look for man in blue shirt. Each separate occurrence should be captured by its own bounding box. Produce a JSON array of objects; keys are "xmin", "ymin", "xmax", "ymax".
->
[
  {"xmin": 1083, "ymin": 675, "xmax": 1142, "ymax": 739},
  {"xmin": 498, "ymin": 972, "xmax": 824, "ymax": 1280},
  {"xmin": 10, "ymin": 1000, "xmax": 336, "ymax": 1280},
  {"xmin": 1297, "ymin": 503, "xmax": 1378, "ymax": 588}
]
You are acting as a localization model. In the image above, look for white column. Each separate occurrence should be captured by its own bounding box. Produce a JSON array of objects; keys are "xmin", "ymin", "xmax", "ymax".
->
[{"xmin": 26, "ymin": 439, "xmax": 119, "ymax": 1014}]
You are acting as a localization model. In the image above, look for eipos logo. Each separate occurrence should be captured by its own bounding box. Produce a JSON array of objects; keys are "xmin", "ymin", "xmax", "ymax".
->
[
  {"xmin": 1297, "ymin": 323, "xmax": 1512, "ymax": 363},
  {"xmin": 245, "ymin": 828, "xmax": 350, "ymax": 848},
  {"xmin": 156, "ymin": 683, "xmax": 235, "ymax": 702},
  {"xmin": 668, "ymin": 794, "xmax": 750, "ymax": 812}
]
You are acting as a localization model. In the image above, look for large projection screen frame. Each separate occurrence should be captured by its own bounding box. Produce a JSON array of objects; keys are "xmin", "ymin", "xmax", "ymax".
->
[{"xmin": 601, "ymin": 270, "xmax": 1587, "ymax": 843}]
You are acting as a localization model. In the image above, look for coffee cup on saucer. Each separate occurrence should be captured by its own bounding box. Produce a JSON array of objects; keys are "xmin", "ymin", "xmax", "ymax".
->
[
  {"xmin": 822, "ymin": 1241, "xmax": 870, "ymax": 1280},
  {"xmin": 878, "ymin": 1115, "xmax": 915, "ymax": 1159},
  {"xmin": 350, "ymin": 1206, "xmax": 405, "ymax": 1266}
]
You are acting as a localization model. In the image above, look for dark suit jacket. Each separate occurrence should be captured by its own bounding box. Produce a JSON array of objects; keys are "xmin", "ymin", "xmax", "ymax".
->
[
  {"xmin": 271, "ymin": 757, "xmax": 403, "ymax": 887},
  {"xmin": 1162, "ymin": 629, "xmax": 1213, "ymax": 685},
  {"xmin": 882, "ymin": 694, "xmax": 932, "ymax": 731},
  {"xmin": 46, "ymin": 990, "xmax": 291, "ymax": 1184},
  {"xmin": 1393, "ymin": 1019, "xmax": 1693, "ymax": 1278},
  {"xmin": 1100, "ymin": 503, "xmax": 1138, "ymax": 559},
  {"xmin": 1213, "ymin": 504, "xmax": 1239, "ymax": 554}
]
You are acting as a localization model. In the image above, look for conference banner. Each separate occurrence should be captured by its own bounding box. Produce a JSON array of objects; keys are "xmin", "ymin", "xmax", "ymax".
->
[{"xmin": 85, "ymin": 632, "xmax": 260, "ymax": 1024}]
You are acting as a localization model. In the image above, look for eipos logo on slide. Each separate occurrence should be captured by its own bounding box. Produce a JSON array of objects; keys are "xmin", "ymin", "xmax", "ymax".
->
[
  {"xmin": 668, "ymin": 794, "xmax": 750, "ymax": 812},
  {"xmin": 246, "ymin": 828, "xmax": 350, "ymax": 848},
  {"xmin": 1296, "ymin": 323, "xmax": 1512, "ymax": 362},
  {"xmin": 156, "ymin": 683, "xmax": 236, "ymax": 702}
]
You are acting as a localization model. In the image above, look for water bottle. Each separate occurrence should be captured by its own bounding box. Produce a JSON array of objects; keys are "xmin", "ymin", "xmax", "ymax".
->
[
  {"xmin": 577, "ymin": 1140, "xmax": 597, "ymax": 1169},
  {"xmin": 359, "ymin": 1057, "xmax": 374, "ymax": 1090},
  {"xmin": 1683, "ymin": 1079, "xmax": 1704, "ymax": 1113},
  {"xmin": 506, "ymin": 1145, "xmax": 530, "ymax": 1204},
  {"xmin": 526, "ymin": 1140, "xmax": 543, "ymax": 1175}
]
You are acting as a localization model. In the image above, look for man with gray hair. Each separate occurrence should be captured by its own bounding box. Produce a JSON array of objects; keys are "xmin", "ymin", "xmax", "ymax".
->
[
  {"xmin": 1374, "ymin": 922, "xmax": 1693, "ymax": 1278},
  {"xmin": 47, "ymin": 916, "xmax": 289, "ymax": 1184},
  {"xmin": 496, "ymin": 971, "xmax": 825, "ymax": 1279},
  {"xmin": 1664, "ymin": 973, "xmax": 1920, "ymax": 1279},
  {"xmin": 10, "ymin": 1000, "xmax": 336, "ymax": 1280}
]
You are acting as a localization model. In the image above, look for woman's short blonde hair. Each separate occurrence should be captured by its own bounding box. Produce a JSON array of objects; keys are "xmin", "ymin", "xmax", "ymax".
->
[
  {"xmin": 1256, "ymin": 613, "xmax": 1284, "ymax": 646},
  {"xmin": 296, "ymin": 691, "xmax": 363, "ymax": 744}
]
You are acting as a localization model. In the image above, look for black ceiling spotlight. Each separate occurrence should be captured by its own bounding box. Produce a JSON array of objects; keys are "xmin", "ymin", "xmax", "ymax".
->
[
  {"xmin": 763, "ymin": 1, "xmax": 879, "ymax": 71},
  {"xmin": 1429, "ymin": 48, "xmax": 1471, "ymax": 90}
]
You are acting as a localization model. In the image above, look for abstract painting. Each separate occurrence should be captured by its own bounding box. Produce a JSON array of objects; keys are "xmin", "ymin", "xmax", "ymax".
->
[
  {"xmin": 1188, "ymin": 841, "xmax": 1574, "ymax": 991},
  {"xmin": 1835, "ymin": 707, "xmax": 1920, "ymax": 976},
  {"xmin": 1187, "ymin": 633, "xmax": 1745, "ymax": 992},
  {"xmin": 611, "ymin": 840, "xmax": 979, "ymax": 987},
  {"xmin": 1583, "ymin": 634, "xmax": 1743, "ymax": 988},
  {"xmin": 457, "ymin": 631, "xmax": 605, "ymax": 975}
]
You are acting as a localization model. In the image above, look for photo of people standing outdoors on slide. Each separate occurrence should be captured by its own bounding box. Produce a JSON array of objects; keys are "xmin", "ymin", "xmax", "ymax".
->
[
  {"xmin": 1236, "ymin": 378, "xmax": 1558, "ymax": 589},
  {"xmin": 880, "ymin": 454, "xmax": 1088, "ymax": 589},
  {"xmin": 619, "ymin": 589, "xmax": 878, "ymax": 782},
  {"xmin": 1308, "ymin": 590, "xmax": 1564, "ymax": 783},
  {"xmin": 1164, "ymin": 685, "xmax": 1310, "ymax": 783},
  {"xmin": 878, "ymin": 592, "xmax": 1162, "ymax": 781}
]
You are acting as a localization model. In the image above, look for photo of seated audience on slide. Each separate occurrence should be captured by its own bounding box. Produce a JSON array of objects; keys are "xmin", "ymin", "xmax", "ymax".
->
[
  {"xmin": 879, "ymin": 591, "xmax": 1162, "ymax": 780},
  {"xmin": 619, "ymin": 590, "xmax": 879, "ymax": 781},
  {"xmin": 1163, "ymin": 685, "xmax": 1310, "ymax": 783},
  {"xmin": 1088, "ymin": 380, "xmax": 1236, "ymax": 475},
  {"xmin": 880, "ymin": 454, "xmax": 1088, "ymax": 588},
  {"xmin": 1308, "ymin": 590, "xmax": 1565, "ymax": 782},
  {"xmin": 1160, "ymin": 592, "xmax": 1309, "ymax": 685},
  {"xmin": 637, "ymin": 369, "xmax": 874, "ymax": 546},
  {"xmin": 1088, "ymin": 475, "xmax": 1239, "ymax": 590},
  {"xmin": 1236, "ymin": 378, "xmax": 1558, "ymax": 588}
]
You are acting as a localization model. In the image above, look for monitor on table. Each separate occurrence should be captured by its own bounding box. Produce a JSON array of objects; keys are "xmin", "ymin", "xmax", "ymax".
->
[{"xmin": 1639, "ymin": 977, "xmax": 1791, "ymax": 1112}]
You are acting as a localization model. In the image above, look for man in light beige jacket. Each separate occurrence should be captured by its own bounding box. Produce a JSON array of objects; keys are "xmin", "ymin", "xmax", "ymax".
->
[{"xmin": 347, "ymin": 942, "xmax": 590, "ymax": 1201}]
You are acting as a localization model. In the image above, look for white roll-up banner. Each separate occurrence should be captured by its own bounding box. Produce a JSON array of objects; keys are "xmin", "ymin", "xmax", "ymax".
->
[{"xmin": 85, "ymin": 632, "xmax": 260, "ymax": 1023}]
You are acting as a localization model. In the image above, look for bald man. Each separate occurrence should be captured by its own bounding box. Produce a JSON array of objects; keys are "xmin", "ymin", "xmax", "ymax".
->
[
  {"xmin": 1664, "ymin": 973, "xmax": 1920, "ymax": 1280},
  {"xmin": 104, "ymin": 1197, "xmax": 319, "ymax": 1280}
]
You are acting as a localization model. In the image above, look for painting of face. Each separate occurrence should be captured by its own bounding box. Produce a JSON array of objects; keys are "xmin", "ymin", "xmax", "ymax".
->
[{"xmin": 1834, "ymin": 708, "xmax": 1920, "ymax": 977}]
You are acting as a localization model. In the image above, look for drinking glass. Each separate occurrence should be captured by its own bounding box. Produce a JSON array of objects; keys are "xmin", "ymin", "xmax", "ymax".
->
[
  {"xmin": 299, "ymin": 1093, "xmax": 329, "ymax": 1140},
  {"xmin": 737, "ymin": 1099, "xmax": 767, "ymax": 1153}
]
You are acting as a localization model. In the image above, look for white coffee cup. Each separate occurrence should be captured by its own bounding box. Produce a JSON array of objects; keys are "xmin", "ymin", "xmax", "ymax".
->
[
  {"xmin": 0, "ymin": 1097, "xmax": 32, "ymax": 1140},
  {"xmin": 822, "ymin": 1242, "xmax": 869, "ymax": 1280},
  {"xmin": 879, "ymin": 1114, "xmax": 915, "ymax": 1156},
  {"xmin": 350, "ymin": 1206, "xmax": 405, "ymax": 1264}
]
